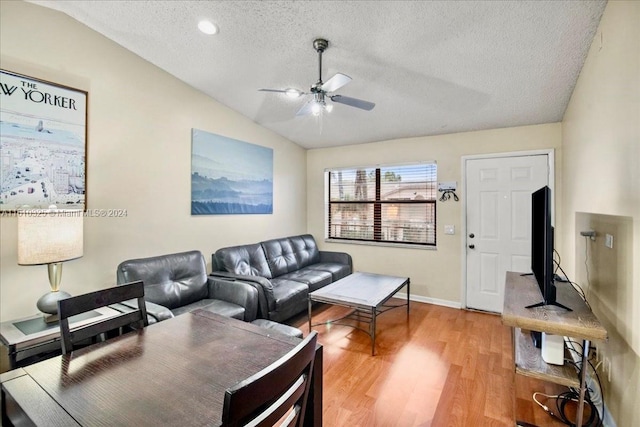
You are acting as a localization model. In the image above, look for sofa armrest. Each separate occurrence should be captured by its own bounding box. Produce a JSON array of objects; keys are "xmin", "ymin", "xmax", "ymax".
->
[
  {"xmin": 207, "ymin": 277, "xmax": 259, "ymax": 322},
  {"xmin": 319, "ymin": 250, "xmax": 353, "ymax": 270},
  {"xmin": 112, "ymin": 300, "xmax": 174, "ymax": 324},
  {"xmin": 209, "ymin": 272, "xmax": 275, "ymax": 318}
]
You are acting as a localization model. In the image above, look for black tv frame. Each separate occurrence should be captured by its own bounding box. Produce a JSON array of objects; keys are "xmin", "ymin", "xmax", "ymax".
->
[{"xmin": 525, "ymin": 186, "xmax": 571, "ymax": 311}]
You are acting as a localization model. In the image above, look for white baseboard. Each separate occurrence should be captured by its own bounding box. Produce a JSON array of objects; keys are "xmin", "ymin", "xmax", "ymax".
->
[{"xmin": 394, "ymin": 293, "xmax": 462, "ymax": 309}]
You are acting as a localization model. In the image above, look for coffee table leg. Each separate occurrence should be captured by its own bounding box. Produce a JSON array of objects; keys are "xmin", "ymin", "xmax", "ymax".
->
[
  {"xmin": 308, "ymin": 298, "xmax": 312, "ymax": 334},
  {"xmin": 371, "ymin": 307, "xmax": 376, "ymax": 356},
  {"xmin": 407, "ymin": 279, "xmax": 410, "ymax": 316}
]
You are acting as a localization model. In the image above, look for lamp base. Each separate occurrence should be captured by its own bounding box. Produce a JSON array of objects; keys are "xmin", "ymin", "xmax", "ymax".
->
[
  {"xmin": 42, "ymin": 313, "xmax": 60, "ymax": 324},
  {"xmin": 36, "ymin": 290, "xmax": 71, "ymax": 322}
]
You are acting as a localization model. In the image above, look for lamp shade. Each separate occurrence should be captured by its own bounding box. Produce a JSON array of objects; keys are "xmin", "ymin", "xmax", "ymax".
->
[{"xmin": 17, "ymin": 209, "xmax": 84, "ymax": 265}]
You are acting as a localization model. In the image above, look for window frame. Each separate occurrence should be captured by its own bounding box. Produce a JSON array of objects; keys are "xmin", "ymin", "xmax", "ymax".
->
[{"xmin": 325, "ymin": 162, "xmax": 437, "ymax": 248}]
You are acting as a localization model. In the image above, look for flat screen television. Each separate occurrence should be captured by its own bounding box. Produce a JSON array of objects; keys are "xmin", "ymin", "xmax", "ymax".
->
[{"xmin": 526, "ymin": 186, "xmax": 571, "ymax": 311}]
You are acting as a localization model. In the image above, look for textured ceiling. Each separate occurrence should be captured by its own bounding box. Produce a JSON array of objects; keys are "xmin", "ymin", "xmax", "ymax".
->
[{"xmin": 30, "ymin": 0, "xmax": 607, "ymax": 149}]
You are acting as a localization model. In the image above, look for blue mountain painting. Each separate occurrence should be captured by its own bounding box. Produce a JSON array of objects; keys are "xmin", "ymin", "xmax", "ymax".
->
[{"xmin": 191, "ymin": 129, "xmax": 273, "ymax": 215}]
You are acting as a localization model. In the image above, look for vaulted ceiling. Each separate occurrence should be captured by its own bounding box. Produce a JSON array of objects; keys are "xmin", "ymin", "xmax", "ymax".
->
[{"xmin": 30, "ymin": 1, "xmax": 607, "ymax": 149}]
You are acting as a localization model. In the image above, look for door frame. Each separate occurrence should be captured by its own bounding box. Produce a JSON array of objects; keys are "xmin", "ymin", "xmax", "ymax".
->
[{"xmin": 460, "ymin": 149, "xmax": 555, "ymax": 310}]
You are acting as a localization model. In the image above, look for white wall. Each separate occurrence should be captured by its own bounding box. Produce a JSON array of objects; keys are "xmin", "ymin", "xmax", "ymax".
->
[
  {"xmin": 0, "ymin": 1, "xmax": 307, "ymax": 321},
  {"xmin": 560, "ymin": 1, "xmax": 640, "ymax": 425},
  {"xmin": 307, "ymin": 123, "xmax": 562, "ymax": 305}
]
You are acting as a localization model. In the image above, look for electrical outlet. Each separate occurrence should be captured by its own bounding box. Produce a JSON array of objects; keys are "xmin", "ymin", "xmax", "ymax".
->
[{"xmin": 605, "ymin": 234, "xmax": 614, "ymax": 249}]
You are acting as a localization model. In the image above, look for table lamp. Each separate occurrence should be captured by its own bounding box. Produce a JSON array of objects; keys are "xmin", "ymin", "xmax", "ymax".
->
[{"xmin": 17, "ymin": 208, "xmax": 83, "ymax": 322}]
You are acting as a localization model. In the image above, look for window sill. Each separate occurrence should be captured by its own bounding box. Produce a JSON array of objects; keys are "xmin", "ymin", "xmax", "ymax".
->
[{"xmin": 324, "ymin": 238, "xmax": 437, "ymax": 250}]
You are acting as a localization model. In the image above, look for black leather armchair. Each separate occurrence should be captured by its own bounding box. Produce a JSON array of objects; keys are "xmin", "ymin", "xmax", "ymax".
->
[{"xmin": 116, "ymin": 250, "xmax": 258, "ymax": 323}]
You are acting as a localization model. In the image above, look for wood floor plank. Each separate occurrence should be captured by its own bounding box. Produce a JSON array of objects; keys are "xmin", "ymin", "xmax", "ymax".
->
[{"xmin": 292, "ymin": 301, "xmax": 571, "ymax": 426}]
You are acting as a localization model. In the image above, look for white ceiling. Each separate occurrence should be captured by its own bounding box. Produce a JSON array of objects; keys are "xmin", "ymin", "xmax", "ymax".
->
[{"xmin": 30, "ymin": 0, "xmax": 607, "ymax": 149}]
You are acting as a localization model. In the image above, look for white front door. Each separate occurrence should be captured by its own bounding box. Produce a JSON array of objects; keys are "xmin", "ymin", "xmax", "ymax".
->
[{"xmin": 465, "ymin": 154, "xmax": 550, "ymax": 313}]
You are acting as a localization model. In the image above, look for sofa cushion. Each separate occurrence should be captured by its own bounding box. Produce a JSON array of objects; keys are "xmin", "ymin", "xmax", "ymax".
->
[
  {"xmin": 270, "ymin": 278, "xmax": 308, "ymax": 318},
  {"xmin": 306, "ymin": 263, "xmax": 352, "ymax": 282},
  {"xmin": 278, "ymin": 268, "xmax": 333, "ymax": 293},
  {"xmin": 215, "ymin": 243, "xmax": 272, "ymax": 279},
  {"xmin": 290, "ymin": 235, "xmax": 321, "ymax": 268},
  {"xmin": 261, "ymin": 238, "xmax": 299, "ymax": 277},
  {"xmin": 117, "ymin": 251, "xmax": 208, "ymax": 310}
]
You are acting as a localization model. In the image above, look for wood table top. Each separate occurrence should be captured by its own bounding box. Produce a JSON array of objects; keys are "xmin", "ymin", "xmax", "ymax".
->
[
  {"xmin": 3, "ymin": 310, "xmax": 308, "ymax": 426},
  {"xmin": 502, "ymin": 271, "xmax": 607, "ymax": 342}
]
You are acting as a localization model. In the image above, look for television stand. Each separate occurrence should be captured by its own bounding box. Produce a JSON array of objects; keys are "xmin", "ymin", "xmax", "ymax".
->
[
  {"xmin": 525, "ymin": 300, "xmax": 573, "ymax": 311},
  {"xmin": 502, "ymin": 272, "xmax": 607, "ymax": 427}
]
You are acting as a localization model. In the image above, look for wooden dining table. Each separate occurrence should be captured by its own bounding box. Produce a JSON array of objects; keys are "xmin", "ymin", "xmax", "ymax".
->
[{"xmin": 0, "ymin": 309, "xmax": 322, "ymax": 426}]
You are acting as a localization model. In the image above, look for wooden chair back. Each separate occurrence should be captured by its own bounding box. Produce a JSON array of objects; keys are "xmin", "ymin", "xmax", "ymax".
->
[
  {"xmin": 58, "ymin": 281, "xmax": 148, "ymax": 354},
  {"xmin": 221, "ymin": 331, "xmax": 318, "ymax": 427}
]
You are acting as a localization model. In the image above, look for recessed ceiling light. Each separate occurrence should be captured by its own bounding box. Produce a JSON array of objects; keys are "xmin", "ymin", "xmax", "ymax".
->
[{"xmin": 198, "ymin": 20, "xmax": 218, "ymax": 35}]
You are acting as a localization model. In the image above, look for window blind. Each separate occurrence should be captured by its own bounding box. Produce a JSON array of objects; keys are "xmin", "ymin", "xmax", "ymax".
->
[{"xmin": 327, "ymin": 163, "xmax": 437, "ymax": 246}]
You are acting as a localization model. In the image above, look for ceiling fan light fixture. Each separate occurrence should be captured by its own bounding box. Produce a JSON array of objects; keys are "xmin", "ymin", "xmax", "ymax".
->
[
  {"xmin": 284, "ymin": 88, "xmax": 302, "ymax": 98},
  {"xmin": 325, "ymin": 103, "xmax": 333, "ymax": 113},
  {"xmin": 311, "ymin": 102, "xmax": 322, "ymax": 116},
  {"xmin": 198, "ymin": 20, "xmax": 218, "ymax": 35}
]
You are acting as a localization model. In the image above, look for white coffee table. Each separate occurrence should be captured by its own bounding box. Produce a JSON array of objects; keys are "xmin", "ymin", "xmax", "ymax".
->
[{"xmin": 308, "ymin": 272, "xmax": 410, "ymax": 355}]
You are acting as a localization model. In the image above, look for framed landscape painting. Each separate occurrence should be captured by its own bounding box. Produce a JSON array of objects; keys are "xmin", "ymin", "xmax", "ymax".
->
[
  {"xmin": 0, "ymin": 70, "xmax": 87, "ymax": 211},
  {"xmin": 191, "ymin": 129, "xmax": 273, "ymax": 215}
]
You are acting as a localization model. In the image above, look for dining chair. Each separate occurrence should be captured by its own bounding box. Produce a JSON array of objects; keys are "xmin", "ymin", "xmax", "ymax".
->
[
  {"xmin": 221, "ymin": 331, "xmax": 318, "ymax": 427},
  {"xmin": 57, "ymin": 281, "xmax": 148, "ymax": 354}
]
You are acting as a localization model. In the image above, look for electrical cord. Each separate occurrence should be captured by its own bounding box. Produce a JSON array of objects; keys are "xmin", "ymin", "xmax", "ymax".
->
[
  {"xmin": 583, "ymin": 236, "xmax": 592, "ymax": 300},
  {"xmin": 533, "ymin": 390, "xmax": 600, "ymax": 427},
  {"xmin": 565, "ymin": 342, "xmax": 606, "ymax": 427},
  {"xmin": 539, "ymin": 246, "xmax": 603, "ymax": 426},
  {"xmin": 532, "ymin": 354, "xmax": 605, "ymax": 427},
  {"xmin": 552, "ymin": 252, "xmax": 591, "ymax": 309}
]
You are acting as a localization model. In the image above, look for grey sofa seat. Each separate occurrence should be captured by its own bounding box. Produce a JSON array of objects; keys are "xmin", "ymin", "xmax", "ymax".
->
[
  {"xmin": 212, "ymin": 234, "xmax": 352, "ymax": 322},
  {"xmin": 276, "ymin": 268, "xmax": 332, "ymax": 292},
  {"xmin": 116, "ymin": 250, "xmax": 257, "ymax": 323}
]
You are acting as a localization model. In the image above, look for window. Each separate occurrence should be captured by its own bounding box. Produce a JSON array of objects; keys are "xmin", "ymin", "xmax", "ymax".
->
[{"xmin": 326, "ymin": 163, "xmax": 437, "ymax": 247}]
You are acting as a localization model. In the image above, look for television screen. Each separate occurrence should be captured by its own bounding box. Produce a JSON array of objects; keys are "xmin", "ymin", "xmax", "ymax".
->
[{"xmin": 527, "ymin": 186, "xmax": 571, "ymax": 311}]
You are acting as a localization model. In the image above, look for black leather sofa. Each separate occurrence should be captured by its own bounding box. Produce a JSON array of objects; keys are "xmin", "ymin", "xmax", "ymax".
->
[
  {"xmin": 211, "ymin": 234, "xmax": 352, "ymax": 322},
  {"xmin": 116, "ymin": 250, "xmax": 258, "ymax": 323}
]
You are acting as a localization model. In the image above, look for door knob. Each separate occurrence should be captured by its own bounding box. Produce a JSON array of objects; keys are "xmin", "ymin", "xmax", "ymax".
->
[
  {"xmin": 468, "ymin": 244, "xmax": 475, "ymax": 249},
  {"xmin": 469, "ymin": 233, "xmax": 475, "ymax": 238}
]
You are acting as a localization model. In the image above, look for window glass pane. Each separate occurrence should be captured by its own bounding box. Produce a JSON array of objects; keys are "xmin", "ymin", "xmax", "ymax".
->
[
  {"xmin": 380, "ymin": 164, "xmax": 437, "ymax": 201},
  {"xmin": 381, "ymin": 203, "xmax": 435, "ymax": 244},
  {"xmin": 329, "ymin": 168, "xmax": 376, "ymax": 201},
  {"xmin": 329, "ymin": 203, "xmax": 374, "ymax": 240}
]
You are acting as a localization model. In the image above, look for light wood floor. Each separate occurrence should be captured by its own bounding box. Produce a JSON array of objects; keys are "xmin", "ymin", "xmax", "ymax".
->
[{"xmin": 290, "ymin": 300, "xmax": 570, "ymax": 427}]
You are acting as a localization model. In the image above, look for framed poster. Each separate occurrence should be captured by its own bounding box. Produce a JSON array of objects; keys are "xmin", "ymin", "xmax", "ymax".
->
[
  {"xmin": 0, "ymin": 70, "xmax": 87, "ymax": 211},
  {"xmin": 191, "ymin": 128, "xmax": 273, "ymax": 215}
]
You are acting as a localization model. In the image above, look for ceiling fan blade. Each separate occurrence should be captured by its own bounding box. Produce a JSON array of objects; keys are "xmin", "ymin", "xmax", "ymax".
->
[
  {"xmin": 295, "ymin": 100, "xmax": 315, "ymax": 117},
  {"xmin": 330, "ymin": 95, "xmax": 375, "ymax": 111},
  {"xmin": 321, "ymin": 73, "xmax": 352, "ymax": 93},
  {"xmin": 258, "ymin": 89, "xmax": 287, "ymax": 93},
  {"xmin": 259, "ymin": 88, "xmax": 307, "ymax": 99}
]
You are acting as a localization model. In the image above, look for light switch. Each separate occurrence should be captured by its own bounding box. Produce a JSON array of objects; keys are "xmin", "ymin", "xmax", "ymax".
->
[{"xmin": 444, "ymin": 225, "xmax": 455, "ymax": 235}]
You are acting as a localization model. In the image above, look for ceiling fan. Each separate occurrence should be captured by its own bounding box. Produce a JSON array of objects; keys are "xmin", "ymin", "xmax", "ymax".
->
[{"xmin": 259, "ymin": 38, "xmax": 375, "ymax": 117}]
